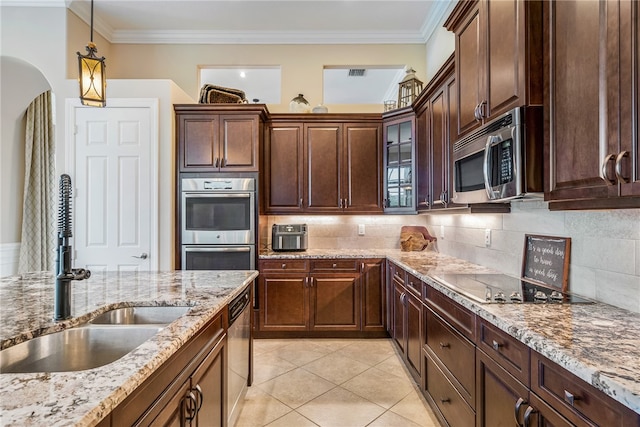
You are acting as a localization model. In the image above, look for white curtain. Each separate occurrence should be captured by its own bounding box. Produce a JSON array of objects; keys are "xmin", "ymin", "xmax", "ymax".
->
[{"xmin": 18, "ymin": 90, "xmax": 56, "ymax": 273}]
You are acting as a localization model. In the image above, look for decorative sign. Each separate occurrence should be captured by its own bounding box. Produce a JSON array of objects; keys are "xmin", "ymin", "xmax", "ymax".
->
[{"xmin": 521, "ymin": 234, "xmax": 571, "ymax": 291}]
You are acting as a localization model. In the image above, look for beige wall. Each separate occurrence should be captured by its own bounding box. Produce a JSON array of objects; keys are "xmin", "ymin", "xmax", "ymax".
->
[{"xmin": 108, "ymin": 43, "xmax": 426, "ymax": 113}]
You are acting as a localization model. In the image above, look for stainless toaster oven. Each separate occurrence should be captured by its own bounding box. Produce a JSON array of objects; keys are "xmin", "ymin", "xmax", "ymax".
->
[{"xmin": 272, "ymin": 224, "xmax": 308, "ymax": 252}]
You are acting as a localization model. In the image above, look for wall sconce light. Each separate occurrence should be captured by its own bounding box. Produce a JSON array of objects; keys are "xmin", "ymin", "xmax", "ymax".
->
[
  {"xmin": 397, "ymin": 67, "xmax": 423, "ymax": 108},
  {"xmin": 77, "ymin": 0, "xmax": 106, "ymax": 107}
]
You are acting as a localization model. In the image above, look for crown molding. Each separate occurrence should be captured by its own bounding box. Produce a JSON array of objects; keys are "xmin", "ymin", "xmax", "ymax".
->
[
  {"xmin": 420, "ymin": 0, "xmax": 457, "ymax": 42},
  {"xmin": 110, "ymin": 30, "xmax": 428, "ymax": 45}
]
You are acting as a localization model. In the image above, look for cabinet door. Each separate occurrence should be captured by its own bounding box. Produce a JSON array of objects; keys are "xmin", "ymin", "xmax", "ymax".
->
[
  {"xmin": 343, "ymin": 123, "xmax": 383, "ymax": 212},
  {"xmin": 430, "ymin": 85, "xmax": 448, "ymax": 209},
  {"xmin": 415, "ymin": 105, "xmax": 432, "ymax": 210},
  {"xmin": 545, "ymin": 0, "xmax": 616, "ymax": 201},
  {"xmin": 219, "ymin": 115, "xmax": 259, "ymax": 171},
  {"xmin": 361, "ymin": 259, "xmax": 386, "ymax": 332},
  {"xmin": 258, "ymin": 273, "xmax": 308, "ymax": 331},
  {"xmin": 383, "ymin": 116, "xmax": 416, "ymax": 212},
  {"xmin": 455, "ymin": 1, "xmax": 484, "ymax": 139},
  {"xmin": 304, "ymin": 124, "xmax": 342, "ymax": 212},
  {"xmin": 179, "ymin": 115, "xmax": 218, "ymax": 171},
  {"xmin": 146, "ymin": 380, "xmax": 193, "ymax": 427},
  {"xmin": 392, "ymin": 281, "xmax": 406, "ymax": 353},
  {"xmin": 264, "ymin": 124, "xmax": 304, "ymax": 213},
  {"xmin": 405, "ymin": 291, "xmax": 422, "ymax": 382},
  {"xmin": 476, "ymin": 349, "xmax": 529, "ymax": 427},
  {"xmin": 192, "ymin": 337, "xmax": 225, "ymax": 427},
  {"xmin": 310, "ymin": 274, "xmax": 360, "ymax": 331}
]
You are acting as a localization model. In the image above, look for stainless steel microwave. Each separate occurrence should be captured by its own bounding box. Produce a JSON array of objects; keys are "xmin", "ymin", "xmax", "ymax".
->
[{"xmin": 451, "ymin": 106, "xmax": 544, "ymax": 204}]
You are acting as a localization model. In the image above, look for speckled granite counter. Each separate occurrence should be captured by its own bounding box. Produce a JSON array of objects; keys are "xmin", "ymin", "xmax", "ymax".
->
[
  {"xmin": 0, "ymin": 270, "xmax": 258, "ymax": 427},
  {"xmin": 261, "ymin": 249, "xmax": 640, "ymax": 414}
]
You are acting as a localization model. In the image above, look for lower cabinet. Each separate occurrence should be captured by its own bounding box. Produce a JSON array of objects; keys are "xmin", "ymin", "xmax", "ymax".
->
[
  {"xmin": 386, "ymin": 265, "xmax": 640, "ymax": 427},
  {"xmin": 256, "ymin": 258, "xmax": 386, "ymax": 337},
  {"xmin": 111, "ymin": 312, "xmax": 227, "ymax": 427}
]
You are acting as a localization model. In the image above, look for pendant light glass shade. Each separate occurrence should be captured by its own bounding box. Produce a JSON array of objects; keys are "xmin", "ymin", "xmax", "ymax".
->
[{"xmin": 78, "ymin": 42, "xmax": 106, "ymax": 107}]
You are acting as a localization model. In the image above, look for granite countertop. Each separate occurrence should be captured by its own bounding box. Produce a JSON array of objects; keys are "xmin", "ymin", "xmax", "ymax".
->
[
  {"xmin": 260, "ymin": 249, "xmax": 640, "ymax": 414},
  {"xmin": 0, "ymin": 270, "xmax": 258, "ymax": 427}
]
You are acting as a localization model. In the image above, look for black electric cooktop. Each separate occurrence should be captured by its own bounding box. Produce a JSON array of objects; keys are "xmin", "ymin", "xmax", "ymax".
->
[{"xmin": 431, "ymin": 273, "xmax": 593, "ymax": 304}]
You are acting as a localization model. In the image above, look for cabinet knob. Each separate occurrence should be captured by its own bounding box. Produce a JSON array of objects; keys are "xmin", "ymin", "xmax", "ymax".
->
[
  {"xmin": 281, "ymin": 263, "xmax": 286, "ymax": 269},
  {"xmin": 440, "ymin": 397, "xmax": 450, "ymax": 404},
  {"xmin": 332, "ymin": 263, "xmax": 337, "ymax": 268},
  {"xmin": 439, "ymin": 342, "xmax": 450, "ymax": 349},
  {"xmin": 563, "ymin": 390, "xmax": 579, "ymax": 406},
  {"xmin": 492, "ymin": 340, "xmax": 502, "ymax": 351}
]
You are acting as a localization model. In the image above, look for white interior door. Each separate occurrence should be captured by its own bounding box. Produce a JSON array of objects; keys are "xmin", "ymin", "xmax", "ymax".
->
[{"xmin": 70, "ymin": 100, "xmax": 158, "ymax": 273}]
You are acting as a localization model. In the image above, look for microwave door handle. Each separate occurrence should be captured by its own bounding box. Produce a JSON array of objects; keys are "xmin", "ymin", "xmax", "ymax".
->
[
  {"xmin": 483, "ymin": 136, "xmax": 499, "ymax": 200},
  {"xmin": 185, "ymin": 247, "xmax": 251, "ymax": 253},
  {"xmin": 184, "ymin": 192, "xmax": 252, "ymax": 199}
]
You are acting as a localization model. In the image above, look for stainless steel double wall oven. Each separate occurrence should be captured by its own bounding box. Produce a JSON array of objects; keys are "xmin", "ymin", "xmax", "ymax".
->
[{"xmin": 180, "ymin": 176, "xmax": 256, "ymax": 270}]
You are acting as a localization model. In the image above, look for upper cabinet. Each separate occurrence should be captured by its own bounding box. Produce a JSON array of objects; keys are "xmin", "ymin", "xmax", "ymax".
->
[
  {"xmin": 383, "ymin": 109, "xmax": 416, "ymax": 213},
  {"xmin": 263, "ymin": 114, "xmax": 383, "ymax": 215},
  {"xmin": 445, "ymin": 0, "xmax": 543, "ymax": 141},
  {"xmin": 544, "ymin": 0, "xmax": 640, "ymax": 209},
  {"xmin": 175, "ymin": 104, "xmax": 267, "ymax": 172}
]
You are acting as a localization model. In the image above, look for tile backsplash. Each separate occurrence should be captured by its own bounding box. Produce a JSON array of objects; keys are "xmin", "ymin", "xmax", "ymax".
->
[{"xmin": 263, "ymin": 202, "xmax": 640, "ymax": 313}]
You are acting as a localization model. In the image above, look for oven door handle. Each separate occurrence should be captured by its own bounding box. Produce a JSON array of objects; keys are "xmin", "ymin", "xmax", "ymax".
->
[
  {"xmin": 183, "ymin": 192, "xmax": 252, "ymax": 199},
  {"xmin": 184, "ymin": 247, "xmax": 251, "ymax": 253},
  {"xmin": 483, "ymin": 135, "xmax": 499, "ymax": 200}
]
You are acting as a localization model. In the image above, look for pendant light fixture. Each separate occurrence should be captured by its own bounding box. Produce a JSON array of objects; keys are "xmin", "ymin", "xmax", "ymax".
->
[{"xmin": 77, "ymin": 0, "xmax": 106, "ymax": 107}]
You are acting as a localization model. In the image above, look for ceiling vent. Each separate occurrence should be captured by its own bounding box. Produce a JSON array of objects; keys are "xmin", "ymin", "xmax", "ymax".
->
[{"xmin": 348, "ymin": 68, "xmax": 366, "ymax": 77}]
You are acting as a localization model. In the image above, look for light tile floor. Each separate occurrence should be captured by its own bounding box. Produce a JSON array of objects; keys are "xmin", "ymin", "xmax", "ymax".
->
[{"xmin": 235, "ymin": 338, "xmax": 442, "ymax": 427}]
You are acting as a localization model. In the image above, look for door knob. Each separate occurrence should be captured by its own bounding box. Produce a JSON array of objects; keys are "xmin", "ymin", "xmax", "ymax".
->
[{"xmin": 132, "ymin": 253, "xmax": 148, "ymax": 260}]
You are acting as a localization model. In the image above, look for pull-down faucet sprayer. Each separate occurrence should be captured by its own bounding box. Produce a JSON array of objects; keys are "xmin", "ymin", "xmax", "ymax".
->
[{"xmin": 54, "ymin": 174, "xmax": 90, "ymax": 321}]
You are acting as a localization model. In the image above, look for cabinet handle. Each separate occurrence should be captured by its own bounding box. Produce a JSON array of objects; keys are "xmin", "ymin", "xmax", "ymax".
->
[
  {"xmin": 615, "ymin": 151, "xmax": 630, "ymax": 183},
  {"xmin": 425, "ymin": 196, "xmax": 430, "ymax": 208},
  {"xmin": 474, "ymin": 104, "xmax": 480, "ymax": 121},
  {"xmin": 222, "ymin": 157, "xmax": 227, "ymax": 167},
  {"xmin": 479, "ymin": 101, "xmax": 486, "ymax": 119},
  {"xmin": 281, "ymin": 263, "xmax": 286, "ymax": 269},
  {"xmin": 194, "ymin": 384, "xmax": 203, "ymax": 410},
  {"xmin": 183, "ymin": 391, "xmax": 198, "ymax": 422},
  {"xmin": 214, "ymin": 157, "xmax": 220, "ymax": 168},
  {"xmin": 299, "ymin": 198, "xmax": 303, "ymax": 207},
  {"xmin": 332, "ymin": 263, "xmax": 337, "ymax": 268},
  {"xmin": 439, "ymin": 342, "xmax": 450, "ymax": 349},
  {"xmin": 361, "ymin": 263, "xmax": 365, "ymax": 271},
  {"xmin": 492, "ymin": 340, "xmax": 502, "ymax": 351},
  {"xmin": 601, "ymin": 154, "xmax": 617, "ymax": 185},
  {"xmin": 514, "ymin": 397, "xmax": 527, "ymax": 427},
  {"xmin": 563, "ymin": 389, "xmax": 579, "ymax": 406},
  {"xmin": 523, "ymin": 406, "xmax": 537, "ymax": 427},
  {"xmin": 440, "ymin": 397, "xmax": 450, "ymax": 404}
]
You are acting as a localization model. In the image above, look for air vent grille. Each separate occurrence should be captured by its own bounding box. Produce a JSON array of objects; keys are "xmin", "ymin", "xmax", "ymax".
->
[{"xmin": 348, "ymin": 69, "xmax": 366, "ymax": 77}]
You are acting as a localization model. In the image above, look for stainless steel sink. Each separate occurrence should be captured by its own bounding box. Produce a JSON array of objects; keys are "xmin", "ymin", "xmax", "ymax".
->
[
  {"xmin": 90, "ymin": 306, "xmax": 190, "ymax": 325},
  {"xmin": 0, "ymin": 326, "xmax": 161, "ymax": 373}
]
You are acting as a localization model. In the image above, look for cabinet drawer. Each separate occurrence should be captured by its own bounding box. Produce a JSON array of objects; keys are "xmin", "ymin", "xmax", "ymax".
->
[
  {"xmin": 259, "ymin": 259, "xmax": 309, "ymax": 272},
  {"xmin": 531, "ymin": 352, "xmax": 640, "ymax": 427},
  {"xmin": 405, "ymin": 272, "xmax": 422, "ymax": 297},
  {"xmin": 389, "ymin": 262, "xmax": 406, "ymax": 285},
  {"xmin": 424, "ymin": 350, "xmax": 475, "ymax": 427},
  {"xmin": 311, "ymin": 259, "xmax": 358, "ymax": 272},
  {"xmin": 425, "ymin": 286, "xmax": 476, "ymax": 342},
  {"xmin": 477, "ymin": 319, "xmax": 529, "ymax": 386},
  {"xmin": 425, "ymin": 308, "xmax": 475, "ymax": 407}
]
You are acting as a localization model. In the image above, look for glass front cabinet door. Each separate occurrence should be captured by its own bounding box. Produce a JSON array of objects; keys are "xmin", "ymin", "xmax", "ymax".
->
[{"xmin": 383, "ymin": 114, "xmax": 416, "ymax": 213}]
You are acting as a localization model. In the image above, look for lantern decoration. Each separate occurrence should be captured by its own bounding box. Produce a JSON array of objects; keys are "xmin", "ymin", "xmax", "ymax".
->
[
  {"xmin": 77, "ymin": 0, "xmax": 106, "ymax": 107},
  {"xmin": 397, "ymin": 67, "xmax": 423, "ymax": 108}
]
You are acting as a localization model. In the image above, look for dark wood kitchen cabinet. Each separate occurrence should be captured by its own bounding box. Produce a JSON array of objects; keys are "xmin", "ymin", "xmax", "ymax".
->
[
  {"xmin": 263, "ymin": 115, "xmax": 383, "ymax": 214},
  {"xmin": 544, "ymin": 0, "xmax": 640, "ymax": 209},
  {"xmin": 383, "ymin": 109, "xmax": 416, "ymax": 213},
  {"xmin": 110, "ymin": 312, "xmax": 227, "ymax": 427},
  {"xmin": 389, "ymin": 263, "xmax": 422, "ymax": 382},
  {"xmin": 256, "ymin": 258, "xmax": 386, "ymax": 337},
  {"xmin": 175, "ymin": 104, "xmax": 267, "ymax": 172},
  {"xmin": 444, "ymin": 0, "xmax": 543, "ymax": 141}
]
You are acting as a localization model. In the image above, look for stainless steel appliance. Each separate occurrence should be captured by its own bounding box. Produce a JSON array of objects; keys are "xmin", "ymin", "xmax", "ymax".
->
[
  {"xmin": 271, "ymin": 224, "xmax": 308, "ymax": 252},
  {"xmin": 227, "ymin": 284, "xmax": 251, "ymax": 427},
  {"xmin": 431, "ymin": 273, "xmax": 593, "ymax": 304},
  {"xmin": 181, "ymin": 177, "xmax": 256, "ymax": 270},
  {"xmin": 451, "ymin": 106, "xmax": 543, "ymax": 204}
]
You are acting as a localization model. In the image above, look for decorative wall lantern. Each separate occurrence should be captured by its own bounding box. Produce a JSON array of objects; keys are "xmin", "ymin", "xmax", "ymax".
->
[
  {"xmin": 397, "ymin": 67, "xmax": 423, "ymax": 108},
  {"xmin": 77, "ymin": 0, "xmax": 106, "ymax": 107}
]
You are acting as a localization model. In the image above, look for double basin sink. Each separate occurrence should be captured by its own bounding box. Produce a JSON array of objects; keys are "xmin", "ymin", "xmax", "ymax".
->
[{"xmin": 0, "ymin": 306, "xmax": 190, "ymax": 374}]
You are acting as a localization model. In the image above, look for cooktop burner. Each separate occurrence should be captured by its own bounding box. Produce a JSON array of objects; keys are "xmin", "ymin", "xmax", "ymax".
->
[{"xmin": 431, "ymin": 273, "xmax": 593, "ymax": 304}]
